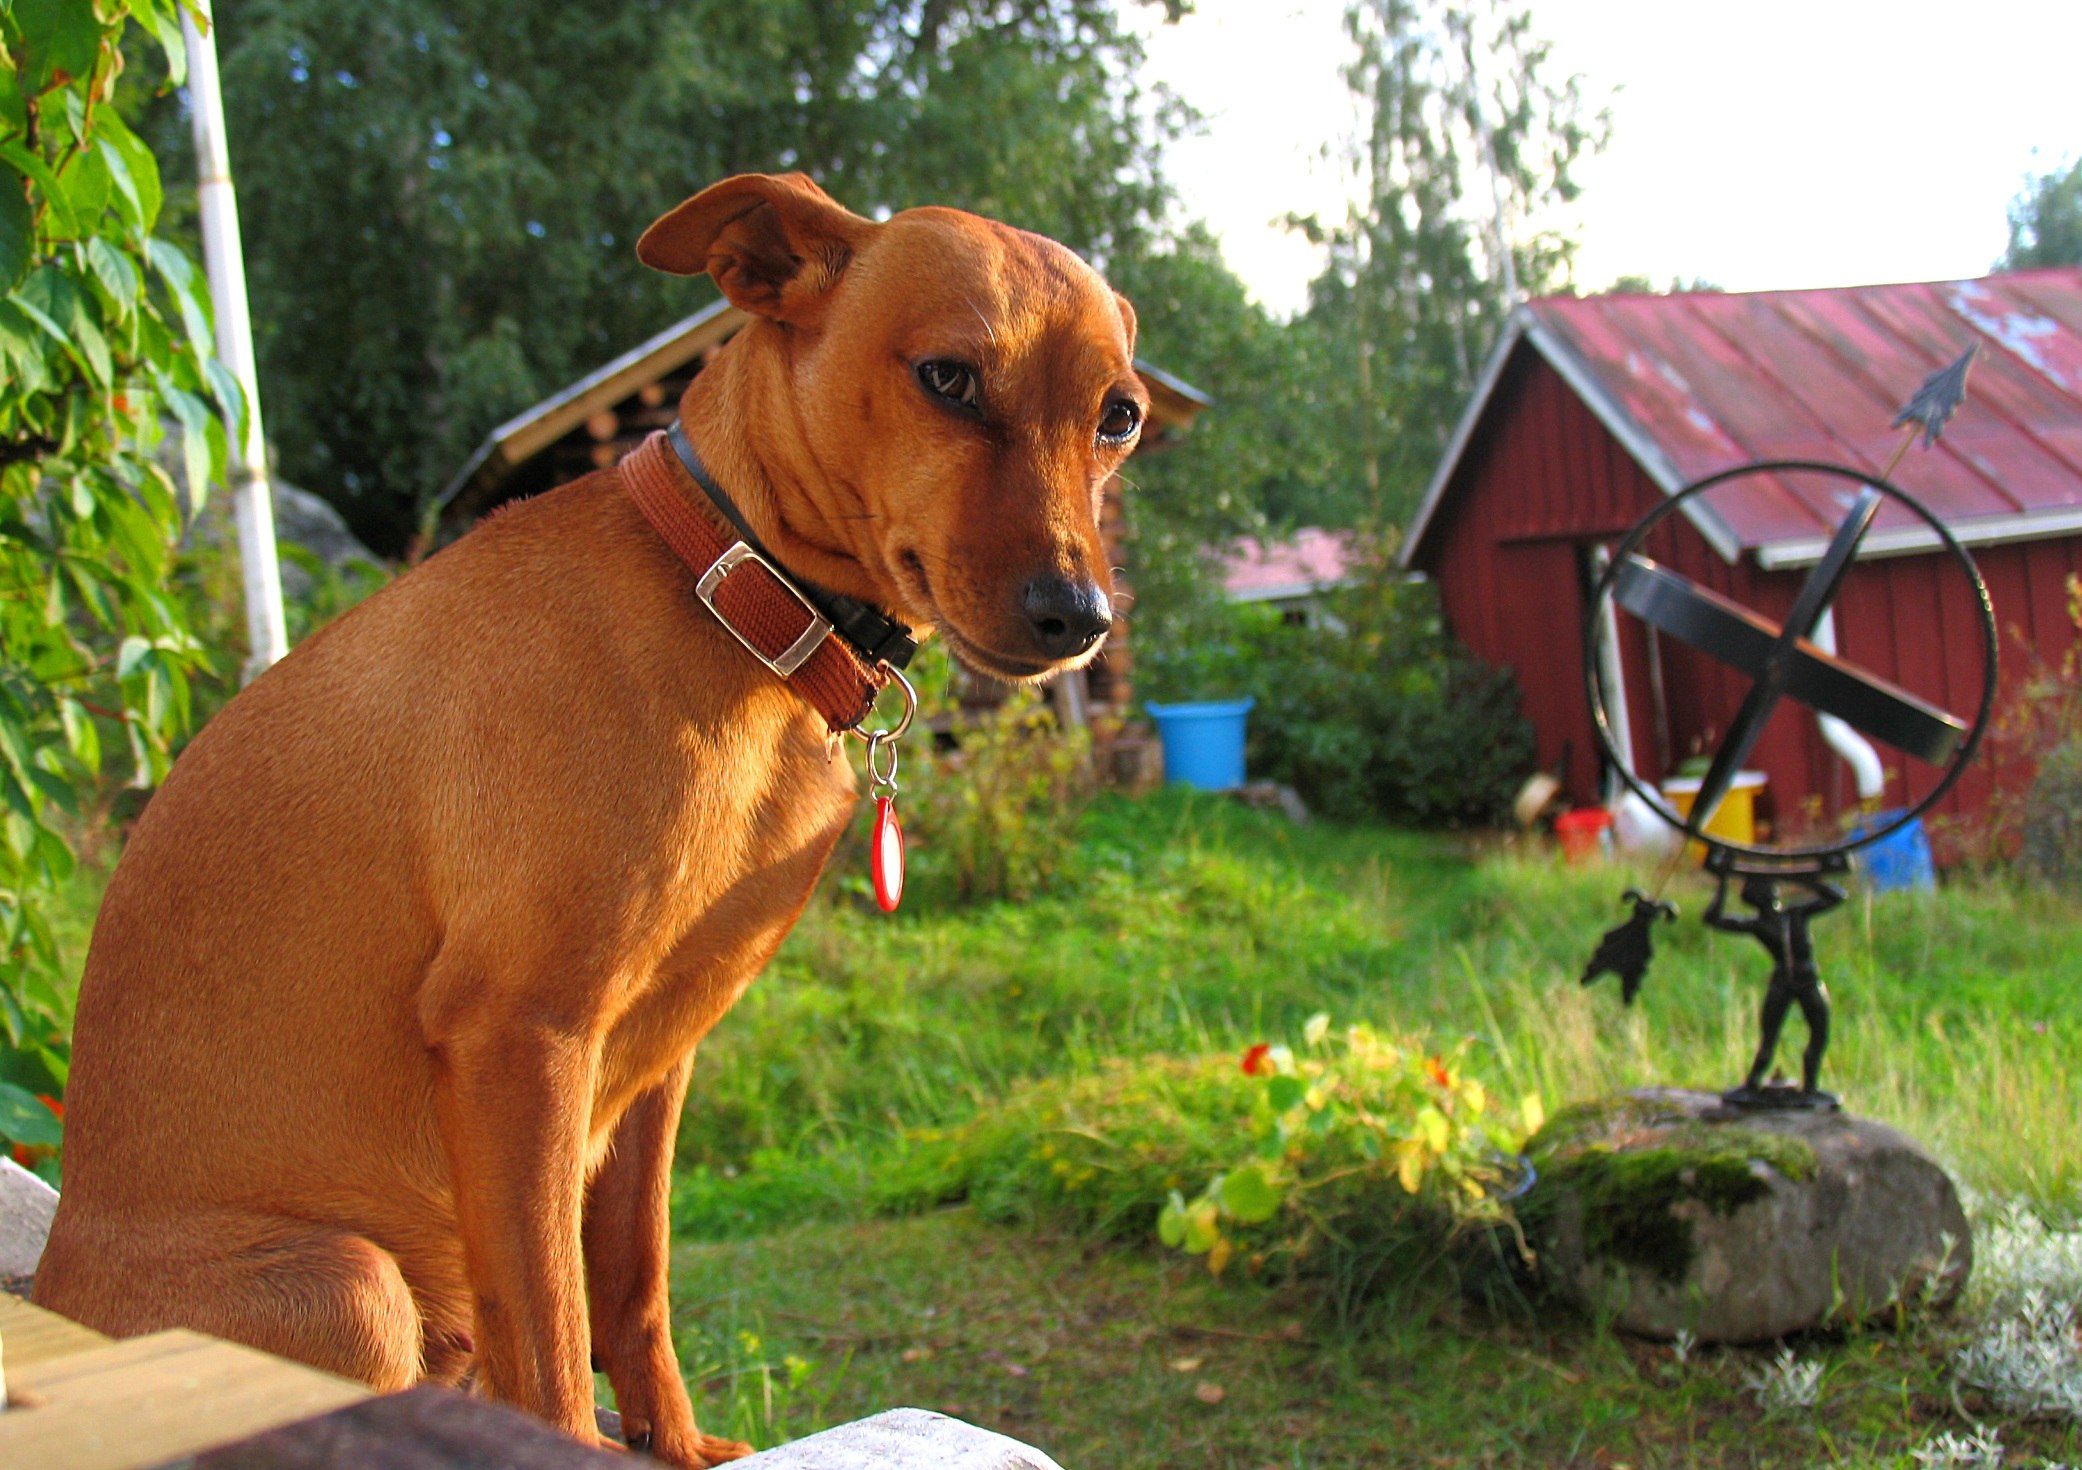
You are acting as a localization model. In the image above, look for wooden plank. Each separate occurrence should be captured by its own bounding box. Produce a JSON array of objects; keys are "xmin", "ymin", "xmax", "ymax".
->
[
  {"xmin": 0, "ymin": 1293, "xmax": 114, "ymax": 1373},
  {"xmin": 185, "ymin": 1385, "xmax": 621, "ymax": 1470},
  {"xmin": 0, "ymin": 1329, "xmax": 367, "ymax": 1470}
]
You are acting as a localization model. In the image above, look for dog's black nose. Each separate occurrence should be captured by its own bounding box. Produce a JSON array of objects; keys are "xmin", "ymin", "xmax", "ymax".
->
[{"xmin": 1021, "ymin": 575, "xmax": 1112, "ymax": 659}]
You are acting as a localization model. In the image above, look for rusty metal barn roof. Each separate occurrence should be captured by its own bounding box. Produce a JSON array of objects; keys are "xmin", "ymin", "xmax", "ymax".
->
[{"xmin": 1404, "ymin": 267, "xmax": 2082, "ymax": 569}]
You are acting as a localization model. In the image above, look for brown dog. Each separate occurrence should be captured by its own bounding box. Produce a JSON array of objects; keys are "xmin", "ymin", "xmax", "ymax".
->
[{"xmin": 35, "ymin": 173, "xmax": 1144, "ymax": 1465}]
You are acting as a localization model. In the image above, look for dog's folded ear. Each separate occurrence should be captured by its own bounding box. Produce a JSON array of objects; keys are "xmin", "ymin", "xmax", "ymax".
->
[{"xmin": 637, "ymin": 173, "xmax": 874, "ymax": 326}]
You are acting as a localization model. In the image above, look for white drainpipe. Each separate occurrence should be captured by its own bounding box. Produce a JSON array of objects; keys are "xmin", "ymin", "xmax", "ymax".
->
[
  {"xmin": 183, "ymin": 11, "xmax": 290, "ymax": 683},
  {"xmin": 1591, "ymin": 546, "xmax": 1637, "ymax": 800},
  {"xmin": 1813, "ymin": 609, "xmax": 1885, "ymax": 803}
]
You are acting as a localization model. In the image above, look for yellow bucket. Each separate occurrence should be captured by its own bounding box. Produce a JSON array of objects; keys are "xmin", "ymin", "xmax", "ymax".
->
[{"xmin": 1660, "ymin": 771, "xmax": 1766, "ymax": 862}]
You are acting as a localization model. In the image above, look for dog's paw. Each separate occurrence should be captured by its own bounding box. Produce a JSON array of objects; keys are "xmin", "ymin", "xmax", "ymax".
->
[{"xmin": 664, "ymin": 1430, "xmax": 755, "ymax": 1467}]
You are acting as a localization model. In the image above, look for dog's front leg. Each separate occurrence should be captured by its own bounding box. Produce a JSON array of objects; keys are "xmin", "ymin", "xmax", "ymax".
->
[
  {"xmin": 428, "ymin": 998, "xmax": 600, "ymax": 1444},
  {"xmin": 585, "ymin": 1053, "xmax": 751, "ymax": 1466}
]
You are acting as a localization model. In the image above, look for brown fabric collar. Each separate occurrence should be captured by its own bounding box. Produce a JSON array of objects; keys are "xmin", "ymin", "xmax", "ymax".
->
[{"xmin": 620, "ymin": 429, "xmax": 883, "ymax": 733}]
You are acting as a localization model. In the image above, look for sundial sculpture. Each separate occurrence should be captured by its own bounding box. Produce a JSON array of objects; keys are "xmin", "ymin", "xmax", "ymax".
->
[{"xmin": 1578, "ymin": 346, "xmax": 1998, "ymax": 1110}]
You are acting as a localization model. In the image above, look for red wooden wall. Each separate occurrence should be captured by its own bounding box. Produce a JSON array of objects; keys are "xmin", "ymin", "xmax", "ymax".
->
[{"xmin": 1413, "ymin": 346, "xmax": 2082, "ymax": 854}]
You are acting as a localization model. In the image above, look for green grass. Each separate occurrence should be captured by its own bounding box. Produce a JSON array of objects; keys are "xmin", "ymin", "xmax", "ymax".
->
[
  {"xmin": 669, "ymin": 1211, "xmax": 2078, "ymax": 1469},
  {"xmin": 43, "ymin": 785, "xmax": 2081, "ymax": 1465},
  {"xmin": 682, "ymin": 788, "xmax": 2082, "ymax": 1225},
  {"xmin": 663, "ymin": 788, "xmax": 2081, "ymax": 1467}
]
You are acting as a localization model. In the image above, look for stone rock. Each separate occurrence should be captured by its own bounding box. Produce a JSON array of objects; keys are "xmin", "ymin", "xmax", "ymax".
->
[
  {"xmin": 0, "ymin": 1155, "xmax": 59, "ymax": 1282},
  {"xmin": 1527, "ymin": 1088, "xmax": 1971, "ymax": 1343},
  {"xmin": 270, "ymin": 480, "xmax": 382, "ymax": 575},
  {"xmin": 1233, "ymin": 780, "xmax": 1311, "ymax": 824},
  {"xmin": 736, "ymin": 1408, "xmax": 1064, "ymax": 1470},
  {"xmin": 179, "ymin": 474, "xmax": 385, "ymax": 601}
]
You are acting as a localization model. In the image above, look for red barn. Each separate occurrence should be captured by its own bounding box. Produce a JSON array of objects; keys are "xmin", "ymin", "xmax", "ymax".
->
[{"xmin": 1400, "ymin": 268, "xmax": 2082, "ymax": 851}]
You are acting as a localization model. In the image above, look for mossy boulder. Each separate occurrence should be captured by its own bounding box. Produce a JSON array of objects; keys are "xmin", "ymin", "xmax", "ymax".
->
[{"xmin": 1524, "ymin": 1089, "xmax": 1970, "ymax": 1343}]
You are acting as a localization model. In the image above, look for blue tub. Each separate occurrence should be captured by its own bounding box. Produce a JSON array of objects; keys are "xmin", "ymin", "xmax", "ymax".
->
[
  {"xmin": 1850, "ymin": 808, "xmax": 1936, "ymax": 893},
  {"xmin": 1145, "ymin": 698, "xmax": 1254, "ymax": 791}
]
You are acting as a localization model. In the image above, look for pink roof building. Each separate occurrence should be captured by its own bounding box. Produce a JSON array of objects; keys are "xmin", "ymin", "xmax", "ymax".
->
[{"xmin": 1221, "ymin": 527, "xmax": 1356, "ymax": 606}]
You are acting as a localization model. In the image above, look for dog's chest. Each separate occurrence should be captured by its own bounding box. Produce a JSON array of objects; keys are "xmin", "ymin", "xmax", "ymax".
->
[{"xmin": 590, "ymin": 727, "xmax": 857, "ymax": 1113}]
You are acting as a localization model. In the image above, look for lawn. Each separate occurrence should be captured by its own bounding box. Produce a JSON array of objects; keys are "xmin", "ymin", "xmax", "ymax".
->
[
  {"xmin": 662, "ymin": 788, "xmax": 2082, "ymax": 1468},
  {"xmin": 36, "ymin": 786, "xmax": 2080, "ymax": 1466}
]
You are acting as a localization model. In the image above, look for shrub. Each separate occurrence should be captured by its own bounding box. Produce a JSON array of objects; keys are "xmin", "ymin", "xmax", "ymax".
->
[
  {"xmin": 1139, "ymin": 543, "xmax": 1535, "ymax": 826},
  {"xmin": 897, "ymin": 683, "xmax": 1093, "ymax": 905},
  {"xmin": 2, "ymin": 3, "xmax": 231, "ymax": 1158},
  {"xmin": 1951, "ymin": 571, "xmax": 2082, "ymax": 877},
  {"xmin": 879, "ymin": 1017, "xmax": 1543, "ymax": 1316},
  {"xmin": 1153, "ymin": 1018, "xmax": 1541, "ymax": 1292}
]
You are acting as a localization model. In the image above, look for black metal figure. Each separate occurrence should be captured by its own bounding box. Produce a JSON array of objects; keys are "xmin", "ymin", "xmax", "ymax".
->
[
  {"xmin": 1580, "ymin": 889, "xmax": 1677, "ymax": 1005},
  {"xmin": 1703, "ymin": 853, "xmax": 1845, "ymax": 1109},
  {"xmin": 1575, "ymin": 350, "xmax": 2000, "ymax": 1113}
]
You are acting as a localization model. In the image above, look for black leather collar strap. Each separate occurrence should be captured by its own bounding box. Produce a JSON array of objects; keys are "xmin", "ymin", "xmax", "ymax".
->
[{"xmin": 666, "ymin": 421, "xmax": 917, "ymax": 670}]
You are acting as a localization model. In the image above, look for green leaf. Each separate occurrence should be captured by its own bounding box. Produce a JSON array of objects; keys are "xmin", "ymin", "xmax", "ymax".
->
[
  {"xmin": 58, "ymin": 697, "xmax": 100, "ymax": 769},
  {"xmin": 1416, "ymin": 1104, "xmax": 1450, "ymax": 1154},
  {"xmin": 0, "ymin": 984, "xmax": 30, "ymax": 1049},
  {"xmin": 32, "ymin": 818, "xmax": 76, "ymax": 884},
  {"xmin": 0, "ymin": 63, "xmax": 27, "ymax": 139},
  {"xmin": 14, "ymin": 266, "xmax": 80, "ymax": 363},
  {"xmin": 0, "ymin": 768, "xmax": 34, "ymax": 824},
  {"xmin": 1266, "ymin": 1075, "xmax": 1307, "ymax": 1114},
  {"xmin": 86, "ymin": 236, "xmax": 141, "ymax": 319},
  {"xmin": 0, "ymin": 174, "xmax": 29, "ymax": 292},
  {"xmin": 1219, "ymin": 1164, "xmax": 1282, "ymax": 1224},
  {"xmin": 164, "ymin": 384, "xmax": 214, "ymax": 506},
  {"xmin": 1156, "ymin": 1191, "xmax": 1187, "ymax": 1248},
  {"xmin": 205, "ymin": 355, "xmax": 248, "ymax": 446},
  {"xmin": 147, "ymin": 237, "xmax": 213, "ymax": 352},
  {"xmin": 0, "ymin": 138, "xmax": 79, "ymax": 238},
  {"xmin": 145, "ymin": 662, "xmax": 171, "ymax": 731},
  {"xmin": 133, "ymin": 0, "xmax": 190, "ymax": 87},
  {"xmin": 13, "ymin": 0, "xmax": 104, "ymax": 91},
  {"xmin": 65, "ymin": 288, "xmax": 113, "ymax": 387},
  {"xmin": 116, "ymin": 634, "xmax": 152, "ymax": 678},
  {"xmin": 1181, "ymin": 1197, "xmax": 1222, "ymax": 1255},
  {"xmin": 96, "ymin": 114, "xmax": 163, "ymax": 235},
  {"xmin": 27, "ymin": 764, "xmax": 78, "ymax": 817},
  {"xmin": 0, "ymin": 297, "xmax": 54, "ymax": 388},
  {"xmin": 0, "ymin": 1080, "xmax": 63, "ymax": 1150},
  {"xmin": 59, "ymin": 134, "xmax": 113, "ymax": 228}
]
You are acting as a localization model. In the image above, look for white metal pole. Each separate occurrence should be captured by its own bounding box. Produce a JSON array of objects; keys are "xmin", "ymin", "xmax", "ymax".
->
[{"xmin": 181, "ymin": 8, "xmax": 290, "ymax": 682}]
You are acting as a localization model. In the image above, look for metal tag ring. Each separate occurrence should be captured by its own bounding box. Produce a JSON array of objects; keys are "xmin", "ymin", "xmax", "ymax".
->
[
  {"xmin": 866, "ymin": 730, "xmax": 900, "ymax": 794},
  {"xmin": 859, "ymin": 663, "xmax": 916, "ymax": 797}
]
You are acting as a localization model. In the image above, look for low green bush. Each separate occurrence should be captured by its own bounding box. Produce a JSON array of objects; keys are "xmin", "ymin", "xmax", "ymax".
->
[
  {"xmin": 1139, "ymin": 548, "xmax": 1534, "ymax": 826},
  {"xmin": 898, "ymin": 685, "xmax": 1093, "ymax": 905},
  {"xmin": 864, "ymin": 1015, "xmax": 1541, "ymax": 1317}
]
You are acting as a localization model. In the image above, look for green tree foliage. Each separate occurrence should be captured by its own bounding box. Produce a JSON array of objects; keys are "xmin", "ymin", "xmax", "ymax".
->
[
  {"xmin": 2, "ymin": 0, "xmax": 229, "ymax": 1152},
  {"xmin": 1605, "ymin": 273, "xmax": 1721, "ymax": 296},
  {"xmin": 1999, "ymin": 158, "xmax": 2082, "ymax": 271},
  {"xmin": 163, "ymin": 0, "xmax": 1189, "ymax": 552},
  {"xmin": 1106, "ymin": 225, "xmax": 1340, "ymax": 646},
  {"xmin": 1295, "ymin": 0, "xmax": 1604, "ymax": 528}
]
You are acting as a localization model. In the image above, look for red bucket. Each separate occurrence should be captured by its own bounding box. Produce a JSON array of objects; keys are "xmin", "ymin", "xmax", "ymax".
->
[{"xmin": 1554, "ymin": 807, "xmax": 1615, "ymax": 865}]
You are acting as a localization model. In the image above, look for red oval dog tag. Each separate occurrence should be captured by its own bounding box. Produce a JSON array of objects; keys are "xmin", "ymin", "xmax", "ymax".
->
[{"xmin": 871, "ymin": 795, "xmax": 905, "ymax": 913}]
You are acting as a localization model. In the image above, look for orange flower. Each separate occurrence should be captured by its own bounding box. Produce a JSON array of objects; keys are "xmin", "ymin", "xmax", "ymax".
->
[
  {"xmin": 1241, "ymin": 1043, "xmax": 1273, "ymax": 1077},
  {"xmin": 1425, "ymin": 1056, "xmax": 1452, "ymax": 1088}
]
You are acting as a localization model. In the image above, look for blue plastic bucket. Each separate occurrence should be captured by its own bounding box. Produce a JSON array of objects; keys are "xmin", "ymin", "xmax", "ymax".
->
[
  {"xmin": 1145, "ymin": 698, "xmax": 1255, "ymax": 791},
  {"xmin": 1850, "ymin": 808, "xmax": 1936, "ymax": 893}
]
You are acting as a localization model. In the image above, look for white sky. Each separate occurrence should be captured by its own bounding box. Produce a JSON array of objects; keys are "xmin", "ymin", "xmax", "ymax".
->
[{"xmin": 1137, "ymin": 0, "xmax": 2082, "ymax": 318}]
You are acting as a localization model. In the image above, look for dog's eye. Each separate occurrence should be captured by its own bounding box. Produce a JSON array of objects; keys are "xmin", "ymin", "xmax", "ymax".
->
[
  {"xmin": 917, "ymin": 359, "xmax": 981, "ymax": 412},
  {"xmin": 1097, "ymin": 398, "xmax": 1142, "ymax": 445}
]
